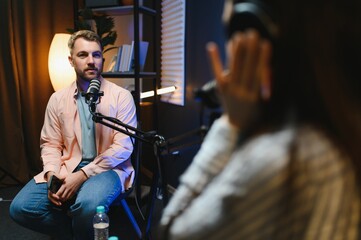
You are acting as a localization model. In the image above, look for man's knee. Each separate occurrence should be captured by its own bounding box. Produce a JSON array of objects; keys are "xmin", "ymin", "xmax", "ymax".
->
[{"xmin": 9, "ymin": 198, "xmax": 24, "ymax": 223}]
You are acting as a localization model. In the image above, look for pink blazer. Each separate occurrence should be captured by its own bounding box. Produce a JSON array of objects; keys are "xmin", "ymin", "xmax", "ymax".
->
[{"xmin": 34, "ymin": 78, "xmax": 137, "ymax": 191}]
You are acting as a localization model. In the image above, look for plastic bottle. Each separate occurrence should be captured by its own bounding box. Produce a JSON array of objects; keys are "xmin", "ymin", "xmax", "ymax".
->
[{"xmin": 93, "ymin": 205, "xmax": 109, "ymax": 240}]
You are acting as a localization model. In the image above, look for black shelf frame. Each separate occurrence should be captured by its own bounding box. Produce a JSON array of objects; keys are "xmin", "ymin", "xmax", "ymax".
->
[
  {"xmin": 91, "ymin": 1, "xmax": 160, "ymax": 129},
  {"xmin": 92, "ymin": 5, "xmax": 157, "ymax": 16},
  {"xmin": 101, "ymin": 71, "xmax": 157, "ymax": 79}
]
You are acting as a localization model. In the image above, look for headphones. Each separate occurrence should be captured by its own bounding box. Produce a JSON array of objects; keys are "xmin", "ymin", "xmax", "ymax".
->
[{"xmin": 226, "ymin": 0, "xmax": 278, "ymax": 42}]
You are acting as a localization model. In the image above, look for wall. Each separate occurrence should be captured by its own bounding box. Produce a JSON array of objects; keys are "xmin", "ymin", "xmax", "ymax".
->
[{"xmin": 157, "ymin": 0, "xmax": 226, "ymax": 188}]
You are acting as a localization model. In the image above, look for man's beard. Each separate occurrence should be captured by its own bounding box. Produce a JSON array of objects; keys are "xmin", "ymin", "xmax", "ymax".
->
[{"xmin": 76, "ymin": 67, "xmax": 101, "ymax": 82}]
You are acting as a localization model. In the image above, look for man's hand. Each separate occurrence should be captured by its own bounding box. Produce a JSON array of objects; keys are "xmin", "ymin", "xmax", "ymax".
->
[
  {"xmin": 47, "ymin": 171, "xmax": 87, "ymax": 206},
  {"xmin": 46, "ymin": 172, "xmax": 64, "ymax": 206},
  {"xmin": 206, "ymin": 30, "xmax": 272, "ymax": 130}
]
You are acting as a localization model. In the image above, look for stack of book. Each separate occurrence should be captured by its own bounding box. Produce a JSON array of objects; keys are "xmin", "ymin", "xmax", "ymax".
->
[{"xmin": 107, "ymin": 41, "xmax": 149, "ymax": 72}]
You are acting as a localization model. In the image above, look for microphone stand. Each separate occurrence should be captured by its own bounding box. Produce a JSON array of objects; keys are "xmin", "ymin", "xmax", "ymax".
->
[
  {"xmin": 160, "ymin": 126, "xmax": 208, "ymax": 156},
  {"xmin": 87, "ymin": 87, "xmax": 219, "ymax": 234},
  {"xmin": 88, "ymin": 101, "xmax": 169, "ymax": 204}
]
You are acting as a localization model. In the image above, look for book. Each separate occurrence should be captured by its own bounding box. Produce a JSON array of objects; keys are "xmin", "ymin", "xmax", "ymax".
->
[
  {"xmin": 114, "ymin": 46, "xmax": 123, "ymax": 72},
  {"xmin": 107, "ymin": 54, "xmax": 118, "ymax": 72},
  {"xmin": 128, "ymin": 41, "xmax": 149, "ymax": 71},
  {"xmin": 119, "ymin": 44, "xmax": 131, "ymax": 72},
  {"xmin": 126, "ymin": 41, "xmax": 135, "ymax": 71}
]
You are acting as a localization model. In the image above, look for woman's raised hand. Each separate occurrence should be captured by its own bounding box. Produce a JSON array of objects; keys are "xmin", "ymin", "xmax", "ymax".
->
[{"xmin": 206, "ymin": 30, "xmax": 272, "ymax": 130}]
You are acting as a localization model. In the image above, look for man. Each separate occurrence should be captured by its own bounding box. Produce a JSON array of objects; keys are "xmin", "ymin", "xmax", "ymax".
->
[{"xmin": 10, "ymin": 30, "xmax": 137, "ymax": 239}]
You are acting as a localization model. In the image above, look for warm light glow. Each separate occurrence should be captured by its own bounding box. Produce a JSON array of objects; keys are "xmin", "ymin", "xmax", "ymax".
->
[
  {"xmin": 48, "ymin": 33, "xmax": 76, "ymax": 91},
  {"xmin": 140, "ymin": 86, "xmax": 177, "ymax": 99}
]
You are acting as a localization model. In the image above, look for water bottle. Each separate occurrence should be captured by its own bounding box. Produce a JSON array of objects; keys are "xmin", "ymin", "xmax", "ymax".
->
[{"xmin": 93, "ymin": 205, "xmax": 109, "ymax": 240}]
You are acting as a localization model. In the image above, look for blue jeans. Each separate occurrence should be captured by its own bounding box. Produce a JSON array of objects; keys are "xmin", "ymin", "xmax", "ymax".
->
[{"xmin": 9, "ymin": 170, "xmax": 121, "ymax": 240}]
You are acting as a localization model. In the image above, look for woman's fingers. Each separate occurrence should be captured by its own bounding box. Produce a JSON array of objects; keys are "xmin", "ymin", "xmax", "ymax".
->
[
  {"xmin": 258, "ymin": 40, "xmax": 272, "ymax": 100},
  {"xmin": 205, "ymin": 29, "xmax": 272, "ymax": 130},
  {"xmin": 230, "ymin": 30, "xmax": 271, "ymax": 101},
  {"xmin": 230, "ymin": 33, "xmax": 246, "ymax": 88},
  {"xmin": 241, "ymin": 31, "xmax": 261, "ymax": 92},
  {"xmin": 206, "ymin": 30, "xmax": 272, "ymax": 104},
  {"xmin": 206, "ymin": 42, "xmax": 224, "ymax": 84}
]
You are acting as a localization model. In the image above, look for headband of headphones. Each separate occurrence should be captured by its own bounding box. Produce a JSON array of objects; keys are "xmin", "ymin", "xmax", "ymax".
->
[{"xmin": 226, "ymin": 0, "xmax": 279, "ymax": 41}]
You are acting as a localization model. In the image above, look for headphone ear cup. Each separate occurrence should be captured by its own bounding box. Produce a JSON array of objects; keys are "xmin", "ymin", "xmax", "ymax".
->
[{"xmin": 226, "ymin": 1, "xmax": 278, "ymax": 41}]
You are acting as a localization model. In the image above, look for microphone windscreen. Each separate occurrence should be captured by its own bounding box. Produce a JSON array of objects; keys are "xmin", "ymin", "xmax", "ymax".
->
[
  {"xmin": 87, "ymin": 79, "xmax": 101, "ymax": 94},
  {"xmin": 86, "ymin": 79, "xmax": 101, "ymax": 104}
]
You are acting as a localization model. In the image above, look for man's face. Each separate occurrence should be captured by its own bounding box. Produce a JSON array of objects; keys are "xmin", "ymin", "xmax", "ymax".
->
[{"xmin": 68, "ymin": 38, "xmax": 103, "ymax": 82}]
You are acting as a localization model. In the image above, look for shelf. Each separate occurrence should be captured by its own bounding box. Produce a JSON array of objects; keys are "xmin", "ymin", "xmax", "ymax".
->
[
  {"xmin": 102, "ymin": 71, "xmax": 157, "ymax": 78},
  {"xmin": 91, "ymin": 5, "xmax": 156, "ymax": 16}
]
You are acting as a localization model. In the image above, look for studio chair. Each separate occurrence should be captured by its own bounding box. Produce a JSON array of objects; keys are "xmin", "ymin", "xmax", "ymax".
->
[{"xmin": 111, "ymin": 127, "xmax": 159, "ymax": 240}]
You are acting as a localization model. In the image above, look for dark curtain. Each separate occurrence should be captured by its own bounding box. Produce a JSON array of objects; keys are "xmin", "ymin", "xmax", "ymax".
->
[{"xmin": 0, "ymin": 0, "xmax": 74, "ymax": 186}]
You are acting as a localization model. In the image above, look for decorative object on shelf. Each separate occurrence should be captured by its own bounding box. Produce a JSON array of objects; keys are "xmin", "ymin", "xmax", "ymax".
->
[
  {"xmin": 121, "ymin": 0, "xmax": 134, "ymax": 6},
  {"xmin": 48, "ymin": 33, "xmax": 76, "ymax": 91},
  {"xmin": 67, "ymin": 8, "xmax": 117, "ymax": 54}
]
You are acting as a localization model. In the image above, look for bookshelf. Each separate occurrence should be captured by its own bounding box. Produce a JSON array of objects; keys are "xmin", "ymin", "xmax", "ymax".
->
[{"xmin": 84, "ymin": 0, "xmax": 161, "ymax": 128}]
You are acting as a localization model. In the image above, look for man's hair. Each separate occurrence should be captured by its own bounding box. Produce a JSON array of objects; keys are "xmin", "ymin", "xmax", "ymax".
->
[{"xmin": 68, "ymin": 30, "xmax": 102, "ymax": 55}]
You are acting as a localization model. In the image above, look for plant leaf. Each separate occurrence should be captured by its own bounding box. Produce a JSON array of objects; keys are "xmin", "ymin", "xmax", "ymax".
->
[{"xmin": 65, "ymin": 8, "xmax": 117, "ymax": 53}]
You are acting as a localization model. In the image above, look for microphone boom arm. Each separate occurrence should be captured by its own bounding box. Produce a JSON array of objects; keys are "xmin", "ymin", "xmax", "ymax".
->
[
  {"xmin": 91, "ymin": 111, "xmax": 155, "ymax": 145},
  {"xmin": 90, "ymin": 107, "xmax": 169, "ymax": 204}
]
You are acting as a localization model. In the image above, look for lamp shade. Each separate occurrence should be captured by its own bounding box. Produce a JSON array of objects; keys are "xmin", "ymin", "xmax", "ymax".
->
[{"xmin": 48, "ymin": 33, "xmax": 76, "ymax": 91}]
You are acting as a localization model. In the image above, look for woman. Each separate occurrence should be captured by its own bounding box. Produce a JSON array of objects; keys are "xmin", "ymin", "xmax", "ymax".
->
[{"xmin": 159, "ymin": 0, "xmax": 361, "ymax": 239}]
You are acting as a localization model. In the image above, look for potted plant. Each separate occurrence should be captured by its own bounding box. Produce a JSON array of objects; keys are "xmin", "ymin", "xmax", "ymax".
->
[{"xmin": 67, "ymin": 8, "xmax": 118, "ymax": 54}]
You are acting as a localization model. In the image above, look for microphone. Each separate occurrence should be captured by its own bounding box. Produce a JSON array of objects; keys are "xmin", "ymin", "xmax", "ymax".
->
[
  {"xmin": 83, "ymin": 79, "xmax": 103, "ymax": 111},
  {"xmin": 193, "ymin": 80, "xmax": 220, "ymax": 109}
]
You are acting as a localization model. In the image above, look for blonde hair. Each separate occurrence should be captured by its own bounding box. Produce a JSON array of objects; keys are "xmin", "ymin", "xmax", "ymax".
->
[{"xmin": 68, "ymin": 30, "xmax": 102, "ymax": 55}]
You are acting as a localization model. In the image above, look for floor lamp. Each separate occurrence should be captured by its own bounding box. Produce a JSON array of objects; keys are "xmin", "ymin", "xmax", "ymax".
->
[{"xmin": 48, "ymin": 33, "xmax": 76, "ymax": 91}]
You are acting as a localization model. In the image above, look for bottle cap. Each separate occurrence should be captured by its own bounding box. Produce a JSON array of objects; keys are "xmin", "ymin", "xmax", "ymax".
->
[
  {"xmin": 96, "ymin": 205, "xmax": 105, "ymax": 213},
  {"xmin": 108, "ymin": 237, "xmax": 119, "ymax": 240}
]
